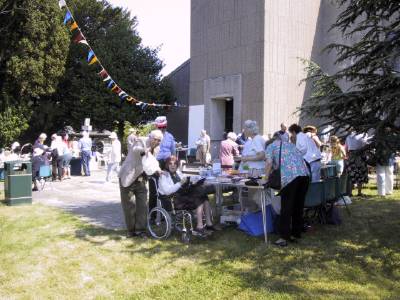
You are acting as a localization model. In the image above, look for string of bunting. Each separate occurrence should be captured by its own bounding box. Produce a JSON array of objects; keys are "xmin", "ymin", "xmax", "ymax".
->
[{"xmin": 58, "ymin": 0, "xmax": 185, "ymax": 109}]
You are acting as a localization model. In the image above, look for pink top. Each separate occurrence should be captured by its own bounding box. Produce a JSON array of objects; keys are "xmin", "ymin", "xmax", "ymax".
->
[{"xmin": 219, "ymin": 139, "xmax": 239, "ymax": 167}]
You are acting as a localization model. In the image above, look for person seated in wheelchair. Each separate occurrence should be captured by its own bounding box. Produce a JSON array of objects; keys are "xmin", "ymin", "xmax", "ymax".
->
[{"xmin": 158, "ymin": 155, "xmax": 217, "ymax": 236}]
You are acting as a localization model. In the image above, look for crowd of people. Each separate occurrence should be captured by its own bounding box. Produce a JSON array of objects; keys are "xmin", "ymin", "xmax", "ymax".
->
[
  {"xmin": 115, "ymin": 115, "xmax": 398, "ymax": 246},
  {"xmin": 0, "ymin": 130, "xmax": 120, "ymax": 190},
  {"xmin": 1, "ymin": 115, "xmax": 398, "ymax": 246}
]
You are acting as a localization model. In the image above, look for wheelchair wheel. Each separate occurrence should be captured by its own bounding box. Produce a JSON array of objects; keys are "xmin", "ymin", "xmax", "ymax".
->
[{"xmin": 147, "ymin": 207, "xmax": 172, "ymax": 239}]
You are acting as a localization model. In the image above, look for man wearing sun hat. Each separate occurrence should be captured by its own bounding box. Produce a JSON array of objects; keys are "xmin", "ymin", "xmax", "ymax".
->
[
  {"xmin": 105, "ymin": 132, "xmax": 121, "ymax": 182},
  {"xmin": 154, "ymin": 116, "xmax": 176, "ymax": 170}
]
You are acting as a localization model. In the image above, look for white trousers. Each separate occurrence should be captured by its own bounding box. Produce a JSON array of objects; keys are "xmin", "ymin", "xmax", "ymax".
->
[
  {"xmin": 376, "ymin": 164, "xmax": 394, "ymax": 196},
  {"xmin": 106, "ymin": 162, "xmax": 120, "ymax": 182}
]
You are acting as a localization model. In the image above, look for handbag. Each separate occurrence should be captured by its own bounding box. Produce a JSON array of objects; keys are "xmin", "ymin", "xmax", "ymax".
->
[{"xmin": 266, "ymin": 141, "xmax": 282, "ymax": 190}]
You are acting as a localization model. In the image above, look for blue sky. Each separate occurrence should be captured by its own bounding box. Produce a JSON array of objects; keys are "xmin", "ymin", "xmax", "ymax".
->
[{"xmin": 108, "ymin": 0, "xmax": 190, "ymax": 76}]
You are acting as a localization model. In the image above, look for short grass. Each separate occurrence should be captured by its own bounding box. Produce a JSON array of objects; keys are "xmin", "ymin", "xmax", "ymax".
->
[{"xmin": 0, "ymin": 188, "xmax": 399, "ymax": 299}]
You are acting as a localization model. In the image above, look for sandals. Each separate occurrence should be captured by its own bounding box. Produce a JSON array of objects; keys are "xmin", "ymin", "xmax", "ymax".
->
[
  {"xmin": 192, "ymin": 228, "xmax": 209, "ymax": 237},
  {"xmin": 205, "ymin": 225, "xmax": 222, "ymax": 231},
  {"xmin": 274, "ymin": 238, "xmax": 288, "ymax": 247}
]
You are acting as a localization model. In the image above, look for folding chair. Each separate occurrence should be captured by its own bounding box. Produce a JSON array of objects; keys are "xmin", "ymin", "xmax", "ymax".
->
[
  {"xmin": 38, "ymin": 165, "xmax": 53, "ymax": 191},
  {"xmin": 304, "ymin": 181, "xmax": 326, "ymax": 224},
  {"xmin": 336, "ymin": 174, "xmax": 351, "ymax": 216}
]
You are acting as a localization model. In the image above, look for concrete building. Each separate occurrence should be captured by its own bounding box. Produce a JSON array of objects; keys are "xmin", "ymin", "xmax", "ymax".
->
[
  {"xmin": 168, "ymin": 0, "xmax": 347, "ymax": 155},
  {"xmin": 166, "ymin": 60, "xmax": 190, "ymax": 144}
]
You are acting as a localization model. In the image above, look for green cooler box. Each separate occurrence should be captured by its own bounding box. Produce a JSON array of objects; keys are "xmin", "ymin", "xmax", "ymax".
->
[{"xmin": 4, "ymin": 161, "xmax": 32, "ymax": 206}]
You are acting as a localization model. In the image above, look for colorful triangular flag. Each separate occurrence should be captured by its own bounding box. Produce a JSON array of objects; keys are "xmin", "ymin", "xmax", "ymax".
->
[
  {"xmin": 88, "ymin": 56, "xmax": 98, "ymax": 65},
  {"xmin": 119, "ymin": 92, "xmax": 128, "ymax": 99},
  {"xmin": 107, "ymin": 80, "xmax": 115, "ymax": 89},
  {"xmin": 59, "ymin": 0, "xmax": 67, "ymax": 9},
  {"xmin": 73, "ymin": 31, "xmax": 84, "ymax": 43},
  {"xmin": 102, "ymin": 75, "xmax": 112, "ymax": 82},
  {"xmin": 87, "ymin": 50, "xmax": 95, "ymax": 62},
  {"xmin": 98, "ymin": 69, "xmax": 108, "ymax": 79},
  {"xmin": 63, "ymin": 11, "xmax": 72, "ymax": 25},
  {"xmin": 78, "ymin": 39, "xmax": 89, "ymax": 47},
  {"xmin": 112, "ymin": 86, "xmax": 122, "ymax": 94},
  {"xmin": 70, "ymin": 21, "xmax": 78, "ymax": 31}
]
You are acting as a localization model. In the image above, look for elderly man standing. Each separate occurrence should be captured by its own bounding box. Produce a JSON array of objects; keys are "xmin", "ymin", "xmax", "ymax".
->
[
  {"xmin": 79, "ymin": 131, "xmax": 92, "ymax": 176},
  {"xmin": 119, "ymin": 134, "xmax": 157, "ymax": 238},
  {"xmin": 155, "ymin": 116, "xmax": 176, "ymax": 170},
  {"xmin": 105, "ymin": 132, "xmax": 121, "ymax": 182}
]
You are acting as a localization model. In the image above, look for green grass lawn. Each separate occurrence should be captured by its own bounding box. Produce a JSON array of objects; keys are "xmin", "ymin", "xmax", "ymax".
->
[{"xmin": 0, "ymin": 188, "xmax": 399, "ymax": 299}]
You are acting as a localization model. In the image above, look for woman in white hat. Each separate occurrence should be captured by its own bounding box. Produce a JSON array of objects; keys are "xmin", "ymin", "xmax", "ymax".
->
[
  {"xmin": 154, "ymin": 116, "xmax": 176, "ymax": 170},
  {"xmin": 106, "ymin": 132, "xmax": 121, "ymax": 182}
]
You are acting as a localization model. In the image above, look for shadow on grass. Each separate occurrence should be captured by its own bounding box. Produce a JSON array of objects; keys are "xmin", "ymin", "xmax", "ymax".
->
[{"xmin": 70, "ymin": 196, "xmax": 400, "ymax": 297}]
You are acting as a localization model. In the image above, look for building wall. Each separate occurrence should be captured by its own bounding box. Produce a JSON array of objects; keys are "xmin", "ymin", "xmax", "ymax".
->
[
  {"xmin": 190, "ymin": 0, "xmax": 265, "ymax": 148},
  {"xmin": 263, "ymin": 0, "xmax": 322, "ymax": 135},
  {"xmin": 167, "ymin": 60, "xmax": 190, "ymax": 145},
  {"xmin": 185, "ymin": 0, "xmax": 348, "ymax": 146}
]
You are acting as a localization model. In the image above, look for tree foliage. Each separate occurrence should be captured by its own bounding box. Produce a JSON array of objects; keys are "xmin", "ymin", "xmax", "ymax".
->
[
  {"xmin": 0, "ymin": 0, "xmax": 69, "ymax": 103},
  {"xmin": 0, "ymin": 106, "xmax": 30, "ymax": 147},
  {"xmin": 0, "ymin": 0, "xmax": 69, "ymax": 146},
  {"xmin": 301, "ymin": 0, "xmax": 400, "ymax": 152},
  {"xmin": 0, "ymin": 0, "xmax": 172, "ymax": 146}
]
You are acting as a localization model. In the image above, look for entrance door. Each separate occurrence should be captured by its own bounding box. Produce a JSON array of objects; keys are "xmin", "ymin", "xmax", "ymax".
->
[{"xmin": 225, "ymin": 98, "xmax": 233, "ymax": 133}]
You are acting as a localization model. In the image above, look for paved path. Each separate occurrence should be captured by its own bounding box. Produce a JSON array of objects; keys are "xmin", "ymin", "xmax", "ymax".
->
[{"xmin": 33, "ymin": 169, "xmax": 125, "ymax": 230}]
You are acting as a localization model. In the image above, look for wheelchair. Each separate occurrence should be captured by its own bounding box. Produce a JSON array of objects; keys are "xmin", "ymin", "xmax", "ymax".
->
[{"xmin": 146, "ymin": 177, "xmax": 209, "ymax": 243}]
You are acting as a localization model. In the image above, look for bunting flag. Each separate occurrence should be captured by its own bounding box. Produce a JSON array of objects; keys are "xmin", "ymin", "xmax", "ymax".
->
[
  {"xmin": 59, "ymin": 0, "xmax": 66, "ymax": 8},
  {"xmin": 112, "ymin": 86, "xmax": 122, "ymax": 94},
  {"xmin": 63, "ymin": 11, "xmax": 72, "ymax": 24},
  {"xmin": 102, "ymin": 75, "xmax": 112, "ymax": 82},
  {"xmin": 70, "ymin": 21, "xmax": 78, "ymax": 31},
  {"xmin": 73, "ymin": 31, "xmax": 85, "ymax": 44},
  {"xmin": 98, "ymin": 69, "xmax": 108, "ymax": 79},
  {"xmin": 60, "ymin": 7, "xmax": 186, "ymax": 109},
  {"xmin": 88, "ymin": 56, "xmax": 98, "ymax": 65},
  {"xmin": 107, "ymin": 80, "xmax": 116, "ymax": 89},
  {"xmin": 87, "ymin": 50, "xmax": 95, "ymax": 62},
  {"xmin": 119, "ymin": 91, "xmax": 128, "ymax": 99},
  {"xmin": 78, "ymin": 39, "xmax": 89, "ymax": 47}
]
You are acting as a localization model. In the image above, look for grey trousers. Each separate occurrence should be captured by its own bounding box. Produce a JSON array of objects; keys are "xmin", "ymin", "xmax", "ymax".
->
[{"xmin": 119, "ymin": 179, "xmax": 148, "ymax": 233}]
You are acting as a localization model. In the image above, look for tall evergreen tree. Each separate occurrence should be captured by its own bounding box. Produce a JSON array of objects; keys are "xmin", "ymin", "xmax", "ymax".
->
[
  {"xmin": 301, "ymin": 0, "xmax": 400, "ymax": 153},
  {"xmin": 0, "ymin": 0, "xmax": 172, "ymax": 144},
  {"xmin": 0, "ymin": 0, "xmax": 69, "ymax": 146}
]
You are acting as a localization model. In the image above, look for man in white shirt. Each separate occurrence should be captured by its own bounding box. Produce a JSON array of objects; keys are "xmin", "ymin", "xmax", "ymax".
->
[
  {"xmin": 106, "ymin": 132, "xmax": 121, "ymax": 182},
  {"xmin": 289, "ymin": 124, "xmax": 322, "ymax": 182}
]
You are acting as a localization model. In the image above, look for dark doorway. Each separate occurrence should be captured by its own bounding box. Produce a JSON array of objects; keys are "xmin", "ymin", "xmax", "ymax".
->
[{"xmin": 225, "ymin": 98, "xmax": 233, "ymax": 133}]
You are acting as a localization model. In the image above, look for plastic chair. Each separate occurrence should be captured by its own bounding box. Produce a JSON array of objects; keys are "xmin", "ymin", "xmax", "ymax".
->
[
  {"xmin": 304, "ymin": 181, "xmax": 326, "ymax": 224},
  {"xmin": 38, "ymin": 165, "xmax": 52, "ymax": 191},
  {"xmin": 336, "ymin": 174, "xmax": 351, "ymax": 216},
  {"xmin": 323, "ymin": 177, "xmax": 338, "ymax": 203}
]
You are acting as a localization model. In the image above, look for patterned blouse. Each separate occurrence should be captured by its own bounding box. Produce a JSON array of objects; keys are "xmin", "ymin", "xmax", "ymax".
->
[{"xmin": 265, "ymin": 141, "xmax": 309, "ymax": 188}]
